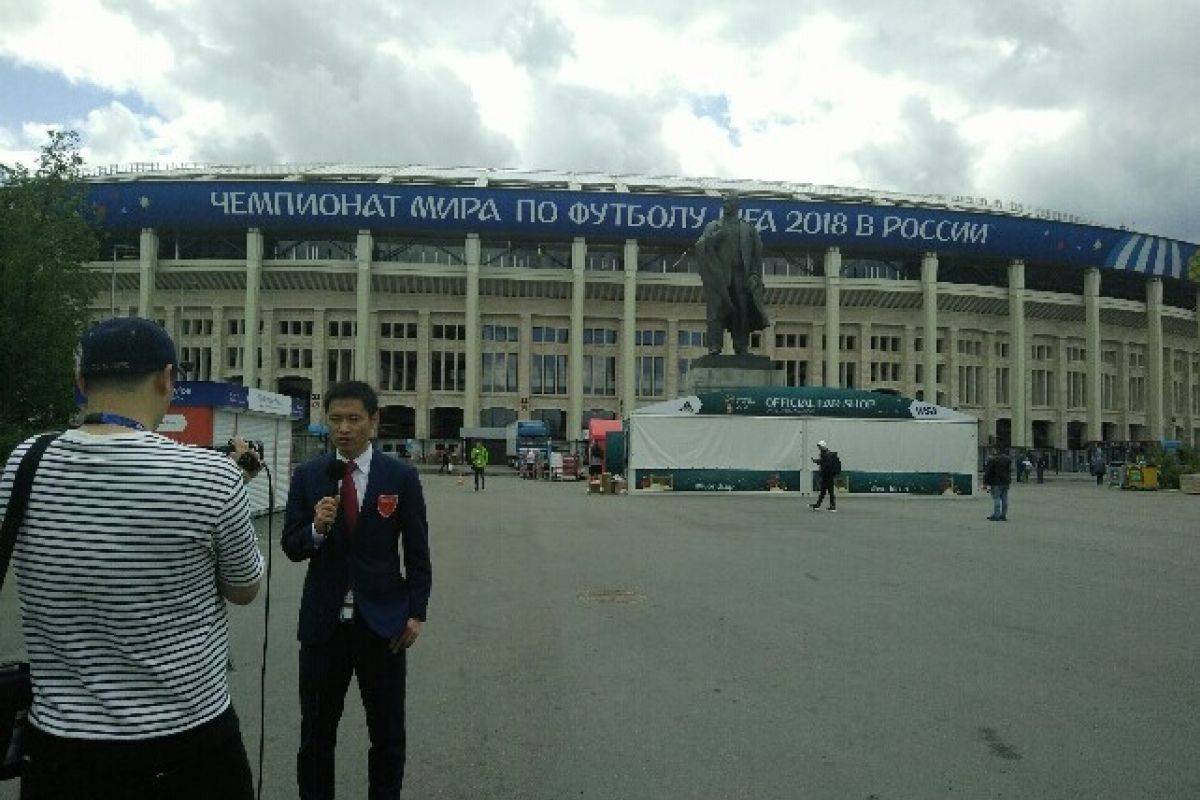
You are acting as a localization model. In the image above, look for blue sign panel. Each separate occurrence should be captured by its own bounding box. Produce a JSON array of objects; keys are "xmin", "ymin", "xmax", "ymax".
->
[
  {"xmin": 87, "ymin": 181, "xmax": 1198, "ymax": 281},
  {"xmin": 516, "ymin": 420, "xmax": 549, "ymax": 437}
]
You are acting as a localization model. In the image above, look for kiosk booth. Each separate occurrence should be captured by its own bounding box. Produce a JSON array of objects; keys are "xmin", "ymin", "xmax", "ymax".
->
[
  {"xmin": 159, "ymin": 382, "xmax": 304, "ymax": 515},
  {"xmin": 628, "ymin": 387, "xmax": 977, "ymax": 495}
]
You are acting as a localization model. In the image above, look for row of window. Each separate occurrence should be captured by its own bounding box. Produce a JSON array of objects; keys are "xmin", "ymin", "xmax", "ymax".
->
[
  {"xmin": 871, "ymin": 362, "xmax": 903, "ymax": 382},
  {"xmin": 874, "ymin": 336, "xmax": 903, "ymax": 352},
  {"xmin": 279, "ymin": 320, "xmax": 316, "ymax": 337},
  {"xmin": 482, "ymin": 325, "xmax": 518, "ymax": 342},
  {"xmin": 583, "ymin": 328, "xmax": 618, "ymax": 345},
  {"xmin": 187, "ymin": 319, "xmax": 1173, "ymax": 375},
  {"xmin": 180, "ymin": 318, "xmax": 213, "ymax": 336},
  {"xmin": 381, "ymin": 322, "xmax": 418, "ymax": 339},
  {"xmin": 957, "ymin": 339, "xmax": 983, "ymax": 357}
]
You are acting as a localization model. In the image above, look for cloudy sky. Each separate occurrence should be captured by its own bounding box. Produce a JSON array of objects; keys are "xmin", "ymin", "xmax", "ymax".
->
[{"xmin": 1, "ymin": 0, "xmax": 1197, "ymax": 242}]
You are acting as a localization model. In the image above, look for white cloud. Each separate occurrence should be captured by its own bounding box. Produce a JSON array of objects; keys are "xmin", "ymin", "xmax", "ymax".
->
[
  {"xmin": 0, "ymin": 0, "xmax": 173, "ymax": 94},
  {"xmin": 0, "ymin": 0, "xmax": 1196, "ymax": 241}
]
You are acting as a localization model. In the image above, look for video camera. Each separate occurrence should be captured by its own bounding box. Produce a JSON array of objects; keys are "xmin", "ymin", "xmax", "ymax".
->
[{"xmin": 213, "ymin": 438, "xmax": 266, "ymax": 471}]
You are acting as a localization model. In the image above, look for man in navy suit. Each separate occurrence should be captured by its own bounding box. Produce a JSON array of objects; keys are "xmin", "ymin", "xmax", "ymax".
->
[{"xmin": 283, "ymin": 381, "xmax": 432, "ymax": 800}]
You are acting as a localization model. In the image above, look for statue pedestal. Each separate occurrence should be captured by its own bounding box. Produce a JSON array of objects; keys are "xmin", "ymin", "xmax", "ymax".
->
[{"xmin": 684, "ymin": 354, "xmax": 782, "ymax": 393}]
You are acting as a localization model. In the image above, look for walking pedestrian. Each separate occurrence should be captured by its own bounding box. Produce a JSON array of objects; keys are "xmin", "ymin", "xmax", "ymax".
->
[
  {"xmin": 1089, "ymin": 446, "xmax": 1107, "ymax": 486},
  {"xmin": 982, "ymin": 450, "xmax": 1013, "ymax": 521},
  {"xmin": 469, "ymin": 440, "xmax": 489, "ymax": 491},
  {"xmin": 810, "ymin": 440, "xmax": 841, "ymax": 512}
]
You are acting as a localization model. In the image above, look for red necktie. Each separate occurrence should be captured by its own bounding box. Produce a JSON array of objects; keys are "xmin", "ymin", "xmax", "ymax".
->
[{"xmin": 341, "ymin": 460, "xmax": 359, "ymax": 534}]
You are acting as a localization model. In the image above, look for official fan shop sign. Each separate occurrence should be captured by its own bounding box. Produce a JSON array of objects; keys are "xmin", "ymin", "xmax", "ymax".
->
[
  {"xmin": 87, "ymin": 181, "xmax": 1197, "ymax": 280},
  {"xmin": 652, "ymin": 387, "xmax": 970, "ymax": 421}
]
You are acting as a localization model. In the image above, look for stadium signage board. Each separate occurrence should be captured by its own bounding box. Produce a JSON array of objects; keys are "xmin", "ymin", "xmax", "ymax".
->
[
  {"xmin": 87, "ymin": 181, "xmax": 1197, "ymax": 279},
  {"xmin": 643, "ymin": 387, "xmax": 968, "ymax": 420}
]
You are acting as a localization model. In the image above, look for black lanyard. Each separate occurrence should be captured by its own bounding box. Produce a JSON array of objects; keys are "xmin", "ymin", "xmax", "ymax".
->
[{"xmin": 81, "ymin": 412, "xmax": 146, "ymax": 431}]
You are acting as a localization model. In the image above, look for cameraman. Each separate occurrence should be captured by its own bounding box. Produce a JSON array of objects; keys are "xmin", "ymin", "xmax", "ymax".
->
[{"xmin": 0, "ymin": 317, "xmax": 264, "ymax": 799}]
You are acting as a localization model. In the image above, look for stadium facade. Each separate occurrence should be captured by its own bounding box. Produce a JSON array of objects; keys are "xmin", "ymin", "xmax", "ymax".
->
[{"xmin": 82, "ymin": 165, "xmax": 1200, "ymax": 450}]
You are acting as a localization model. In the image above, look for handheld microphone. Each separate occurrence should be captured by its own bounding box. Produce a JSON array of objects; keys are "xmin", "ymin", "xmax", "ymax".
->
[{"xmin": 325, "ymin": 459, "xmax": 344, "ymax": 498}]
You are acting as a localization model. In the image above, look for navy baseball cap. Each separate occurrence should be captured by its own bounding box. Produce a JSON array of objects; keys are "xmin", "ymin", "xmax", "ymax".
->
[{"xmin": 79, "ymin": 317, "xmax": 178, "ymax": 377}]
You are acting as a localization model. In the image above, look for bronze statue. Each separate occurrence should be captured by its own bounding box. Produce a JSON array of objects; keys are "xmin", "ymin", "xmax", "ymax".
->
[{"xmin": 695, "ymin": 195, "xmax": 769, "ymax": 355}]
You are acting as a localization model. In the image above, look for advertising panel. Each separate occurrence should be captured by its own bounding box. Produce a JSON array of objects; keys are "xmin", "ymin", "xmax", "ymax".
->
[{"xmin": 88, "ymin": 181, "xmax": 1197, "ymax": 280}]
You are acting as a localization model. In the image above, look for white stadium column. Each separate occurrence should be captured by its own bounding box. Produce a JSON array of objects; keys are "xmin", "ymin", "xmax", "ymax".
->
[
  {"xmin": 622, "ymin": 239, "xmax": 638, "ymax": 415},
  {"xmin": 210, "ymin": 306, "xmax": 224, "ymax": 382},
  {"xmin": 464, "ymin": 234, "xmax": 481, "ymax": 428},
  {"xmin": 138, "ymin": 228, "xmax": 158, "ymax": 318},
  {"xmin": 902, "ymin": 324, "xmax": 916, "ymax": 397},
  {"xmin": 983, "ymin": 330, "xmax": 996, "ymax": 443},
  {"xmin": 1146, "ymin": 278, "xmax": 1164, "ymax": 442},
  {"xmin": 1055, "ymin": 335, "xmax": 1070, "ymax": 450},
  {"xmin": 823, "ymin": 247, "xmax": 841, "ymax": 387},
  {"xmin": 1117, "ymin": 340, "xmax": 1131, "ymax": 440},
  {"xmin": 260, "ymin": 308, "xmax": 276, "ymax": 391},
  {"xmin": 946, "ymin": 323, "xmax": 959, "ymax": 406},
  {"xmin": 1009, "ymin": 259, "xmax": 1028, "ymax": 447},
  {"xmin": 243, "ymin": 228, "xmax": 263, "ymax": 388},
  {"xmin": 811, "ymin": 322, "xmax": 824, "ymax": 386},
  {"xmin": 665, "ymin": 318, "xmax": 679, "ymax": 398},
  {"xmin": 354, "ymin": 230, "xmax": 374, "ymax": 384},
  {"xmin": 311, "ymin": 308, "xmax": 328, "ymax": 425},
  {"xmin": 921, "ymin": 252, "xmax": 938, "ymax": 404},
  {"xmin": 518, "ymin": 312, "xmax": 532, "ymax": 420},
  {"xmin": 1084, "ymin": 268, "xmax": 1103, "ymax": 442},
  {"xmin": 415, "ymin": 310, "xmax": 431, "ymax": 439},
  {"xmin": 569, "ymin": 238, "xmax": 586, "ymax": 440},
  {"xmin": 857, "ymin": 320, "xmax": 871, "ymax": 391}
]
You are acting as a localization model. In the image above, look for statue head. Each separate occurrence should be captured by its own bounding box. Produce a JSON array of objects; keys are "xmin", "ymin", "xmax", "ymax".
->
[{"xmin": 721, "ymin": 194, "xmax": 740, "ymax": 220}]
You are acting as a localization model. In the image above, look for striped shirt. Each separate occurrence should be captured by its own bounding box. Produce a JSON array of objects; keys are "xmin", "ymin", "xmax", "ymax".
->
[{"xmin": 0, "ymin": 429, "xmax": 264, "ymax": 740}]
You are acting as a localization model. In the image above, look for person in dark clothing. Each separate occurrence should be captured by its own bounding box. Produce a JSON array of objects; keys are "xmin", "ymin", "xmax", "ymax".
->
[
  {"xmin": 810, "ymin": 440, "xmax": 840, "ymax": 512},
  {"xmin": 982, "ymin": 451, "xmax": 1013, "ymax": 521},
  {"xmin": 589, "ymin": 441, "xmax": 603, "ymax": 478},
  {"xmin": 1089, "ymin": 446, "xmax": 1107, "ymax": 486},
  {"xmin": 283, "ymin": 381, "xmax": 432, "ymax": 800},
  {"xmin": 1035, "ymin": 452, "xmax": 1047, "ymax": 483}
]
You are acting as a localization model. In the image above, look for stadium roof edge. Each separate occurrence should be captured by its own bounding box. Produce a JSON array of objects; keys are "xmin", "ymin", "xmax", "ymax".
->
[{"xmin": 77, "ymin": 162, "xmax": 1188, "ymax": 242}]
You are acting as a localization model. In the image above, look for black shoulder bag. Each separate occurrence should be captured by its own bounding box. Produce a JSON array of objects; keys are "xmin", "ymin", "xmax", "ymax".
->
[{"xmin": 0, "ymin": 433, "xmax": 58, "ymax": 781}]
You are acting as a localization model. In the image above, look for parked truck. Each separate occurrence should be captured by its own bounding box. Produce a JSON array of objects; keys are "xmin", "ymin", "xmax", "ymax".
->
[{"xmin": 505, "ymin": 419, "xmax": 551, "ymax": 467}]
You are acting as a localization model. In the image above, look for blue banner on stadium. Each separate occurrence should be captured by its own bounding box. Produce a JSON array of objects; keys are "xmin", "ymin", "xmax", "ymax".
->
[{"xmin": 87, "ymin": 181, "xmax": 1198, "ymax": 280}]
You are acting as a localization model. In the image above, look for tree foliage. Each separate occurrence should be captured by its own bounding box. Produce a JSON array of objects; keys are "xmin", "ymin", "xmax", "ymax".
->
[{"xmin": 0, "ymin": 130, "xmax": 100, "ymax": 457}]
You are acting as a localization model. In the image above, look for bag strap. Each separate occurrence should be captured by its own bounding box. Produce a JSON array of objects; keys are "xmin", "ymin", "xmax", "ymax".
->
[{"xmin": 0, "ymin": 433, "xmax": 59, "ymax": 593}]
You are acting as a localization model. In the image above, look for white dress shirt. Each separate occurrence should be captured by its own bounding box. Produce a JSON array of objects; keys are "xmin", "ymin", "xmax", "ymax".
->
[{"xmin": 312, "ymin": 448, "xmax": 372, "ymax": 547}]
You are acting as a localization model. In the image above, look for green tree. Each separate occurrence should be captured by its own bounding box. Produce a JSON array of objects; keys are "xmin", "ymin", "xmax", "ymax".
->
[{"xmin": 0, "ymin": 130, "xmax": 100, "ymax": 458}]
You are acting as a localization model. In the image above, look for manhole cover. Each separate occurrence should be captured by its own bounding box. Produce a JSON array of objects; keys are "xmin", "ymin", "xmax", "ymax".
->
[{"xmin": 578, "ymin": 589, "xmax": 646, "ymax": 606}]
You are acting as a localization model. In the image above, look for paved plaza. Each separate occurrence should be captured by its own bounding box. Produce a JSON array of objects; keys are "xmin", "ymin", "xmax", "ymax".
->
[{"xmin": 3, "ymin": 471, "xmax": 1198, "ymax": 798}]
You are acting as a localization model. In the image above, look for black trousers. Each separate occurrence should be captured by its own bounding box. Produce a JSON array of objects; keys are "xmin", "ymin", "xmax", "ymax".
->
[
  {"xmin": 473, "ymin": 465, "xmax": 485, "ymax": 490},
  {"xmin": 298, "ymin": 616, "xmax": 407, "ymax": 800},
  {"xmin": 20, "ymin": 705, "xmax": 253, "ymax": 800},
  {"xmin": 814, "ymin": 478, "xmax": 836, "ymax": 509}
]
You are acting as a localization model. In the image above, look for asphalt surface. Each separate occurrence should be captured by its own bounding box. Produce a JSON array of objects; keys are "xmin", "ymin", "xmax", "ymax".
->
[{"xmin": 3, "ymin": 472, "xmax": 1198, "ymax": 799}]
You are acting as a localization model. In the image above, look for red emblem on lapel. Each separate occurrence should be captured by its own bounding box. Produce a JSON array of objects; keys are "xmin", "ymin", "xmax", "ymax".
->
[{"xmin": 377, "ymin": 494, "xmax": 399, "ymax": 518}]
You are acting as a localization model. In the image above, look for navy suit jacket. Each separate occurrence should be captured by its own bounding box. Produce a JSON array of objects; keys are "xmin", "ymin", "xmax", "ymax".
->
[{"xmin": 283, "ymin": 449, "xmax": 432, "ymax": 644}]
